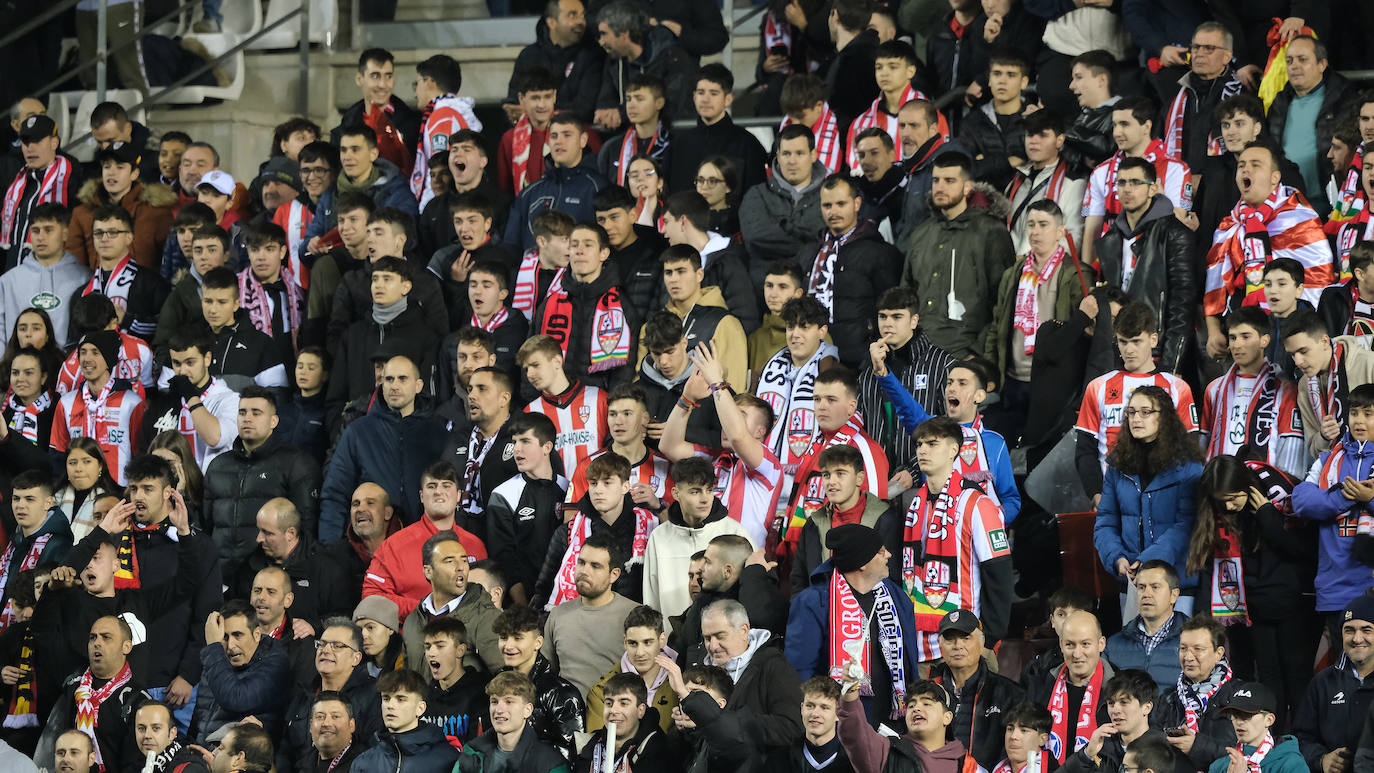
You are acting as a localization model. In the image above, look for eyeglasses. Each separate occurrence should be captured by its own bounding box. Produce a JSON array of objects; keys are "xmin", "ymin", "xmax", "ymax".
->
[
  {"xmin": 314, "ymin": 639, "xmax": 356, "ymax": 652},
  {"xmin": 1189, "ymin": 43, "xmax": 1225, "ymax": 55},
  {"xmin": 1116, "ymin": 178, "xmax": 1151, "ymax": 189},
  {"xmin": 92, "ymin": 229, "xmax": 130, "ymax": 239},
  {"xmin": 694, "ymin": 176, "xmax": 725, "ymax": 187},
  {"xmin": 299, "ymin": 166, "xmax": 331, "ymax": 178},
  {"xmin": 1124, "ymin": 408, "xmax": 1159, "ymax": 418}
]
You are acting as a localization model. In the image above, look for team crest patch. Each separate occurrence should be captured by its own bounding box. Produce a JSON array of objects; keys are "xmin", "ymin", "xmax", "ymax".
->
[
  {"xmin": 786, "ymin": 409, "xmax": 815, "ymax": 458},
  {"xmin": 578, "ymin": 405, "xmax": 591, "ymax": 422},
  {"xmin": 959, "ymin": 440, "xmax": 978, "ymax": 467},
  {"xmin": 597, "ymin": 310, "xmax": 624, "ymax": 355}
]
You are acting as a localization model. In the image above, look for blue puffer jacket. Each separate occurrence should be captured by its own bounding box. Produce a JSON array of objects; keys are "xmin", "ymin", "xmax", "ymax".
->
[
  {"xmin": 351, "ymin": 723, "xmax": 460, "ymax": 773},
  {"xmin": 1103, "ymin": 611, "xmax": 1187, "ymax": 692},
  {"xmin": 1291, "ymin": 434, "xmax": 1374, "ymax": 611},
  {"xmin": 317, "ymin": 392, "xmax": 448, "ymax": 543},
  {"xmin": 1094, "ymin": 460, "xmax": 1203, "ymax": 589},
  {"xmin": 503, "ymin": 154, "xmax": 608, "ymax": 252}
]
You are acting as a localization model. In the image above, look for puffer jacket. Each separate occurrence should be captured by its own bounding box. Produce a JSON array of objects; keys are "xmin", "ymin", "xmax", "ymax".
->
[
  {"xmin": 739, "ymin": 159, "xmax": 826, "ymax": 265},
  {"xmin": 676, "ymin": 562, "xmax": 788, "ymax": 667},
  {"xmin": 202, "ymin": 431, "xmax": 321, "ymax": 585},
  {"xmin": 504, "ymin": 154, "xmax": 609, "ymax": 252},
  {"xmin": 1292, "ymin": 433, "xmax": 1374, "ymax": 611},
  {"xmin": 1064, "ymin": 98, "xmax": 1119, "ymax": 176},
  {"xmin": 985, "ymin": 248, "xmax": 1092, "ymax": 380},
  {"xmin": 1103, "ymin": 611, "xmax": 1187, "ymax": 691},
  {"xmin": 352, "ymin": 723, "xmax": 460, "ymax": 773},
  {"xmin": 1094, "ymin": 459, "xmax": 1203, "ymax": 589},
  {"xmin": 798, "ymin": 220, "xmax": 902, "ymax": 369},
  {"xmin": 959, "ymin": 102, "xmax": 1026, "ymax": 190},
  {"xmin": 654, "ymin": 285, "xmax": 749, "ymax": 386},
  {"xmin": 595, "ymin": 24, "xmax": 694, "ymax": 121},
  {"xmin": 900, "ymin": 185, "xmax": 1016, "ymax": 359},
  {"xmin": 306, "ymin": 158, "xmax": 418, "ymax": 243},
  {"xmin": 1093, "ymin": 193, "xmax": 1198, "ymax": 375},
  {"xmin": 457, "ymin": 721, "xmax": 569, "ymax": 773},
  {"xmin": 66, "ymin": 179, "xmax": 176, "ymax": 269}
]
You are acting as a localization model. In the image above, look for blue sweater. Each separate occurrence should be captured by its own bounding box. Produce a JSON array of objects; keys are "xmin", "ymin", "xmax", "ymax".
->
[
  {"xmin": 876, "ymin": 371, "xmax": 1021, "ymax": 524},
  {"xmin": 1291, "ymin": 435, "xmax": 1374, "ymax": 611}
]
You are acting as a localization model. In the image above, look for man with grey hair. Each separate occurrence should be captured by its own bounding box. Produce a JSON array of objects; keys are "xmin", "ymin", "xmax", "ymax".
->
[
  {"xmin": 1159, "ymin": 21, "xmax": 1250, "ymax": 170},
  {"xmin": 593, "ymin": 0, "xmax": 693, "ymax": 130},
  {"xmin": 674, "ymin": 534, "xmax": 786, "ymax": 667},
  {"xmin": 277, "ymin": 617, "xmax": 384, "ymax": 772},
  {"xmin": 688, "ymin": 597, "xmax": 803, "ymax": 756}
]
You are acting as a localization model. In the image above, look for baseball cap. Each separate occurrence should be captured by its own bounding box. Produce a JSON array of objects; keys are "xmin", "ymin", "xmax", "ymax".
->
[
  {"xmin": 1223, "ymin": 682, "xmax": 1277, "ymax": 715},
  {"xmin": 256, "ymin": 156, "xmax": 302, "ymax": 191},
  {"xmin": 18, "ymin": 114, "xmax": 57, "ymax": 143},
  {"xmin": 1343, "ymin": 593, "xmax": 1374, "ymax": 626},
  {"xmin": 94, "ymin": 140, "xmax": 142, "ymax": 169},
  {"xmin": 938, "ymin": 609, "xmax": 982, "ymax": 636},
  {"xmin": 197, "ymin": 169, "xmax": 236, "ymax": 196}
]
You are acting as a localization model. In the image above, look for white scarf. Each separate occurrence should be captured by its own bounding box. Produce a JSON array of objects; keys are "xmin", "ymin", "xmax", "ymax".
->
[{"xmin": 759, "ymin": 341, "xmax": 840, "ymax": 471}]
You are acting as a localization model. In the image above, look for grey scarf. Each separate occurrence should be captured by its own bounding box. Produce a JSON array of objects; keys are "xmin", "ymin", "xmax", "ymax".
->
[{"xmin": 372, "ymin": 296, "xmax": 407, "ymax": 326}]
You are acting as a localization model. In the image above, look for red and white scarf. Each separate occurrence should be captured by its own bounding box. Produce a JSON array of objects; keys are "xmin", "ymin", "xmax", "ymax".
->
[
  {"xmin": 759, "ymin": 341, "xmax": 840, "ymax": 472},
  {"xmin": 79, "ymin": 377, "xmax": 118, "ymax": 444},
  {"xmin": 1178, "ymin": 660, "xmax": 1233, "ymax": 732},
  {"xmin": 4, "ymin": 390, "xmax": 50, "ymax": 444},
  {"xmin": 788, "ymin": 415, "xmax": 865, "ymax": 527},
  {"xmin": 1102, "ymin": 140, "xmax": 1173, "ymax": 218},
  {"xmin": 847, "ymin": 84, "xmax": 926, "ymax": 170},
  {"xmin": 83, "ymin": 255, "xmax": 139, "ymax": 317},
  {"xmin": 1336, "ymin": 208, "xmax": 1373, "ymax": 281},
  {"xmin": 1007, "ymin": 160, "xmax": 1071, "ymax": 217},
  {"xmin": 902, "ymin": 470, "xmax": 965, "ymax": 632},
  {"xmin": 238, "ymin": 268, "xmax": 302, "ymax": 348},
  {"xmin": 1211, "ymin": 186, "xmax": 1284, "ymax": 308},
  {"xmin": 994, "ymin": 751, "xmax": 1052, "ymax": 773},
  {"xmin": 74, "ymin": 661, "xmax": 133, "ymax": 771},
  {"xmin": 615, "ymin": 122, "xmax": 667, "ymax": 186},
  {"xmin": 1012, "ymin": 246, "xmax": 1065, "ymax": 355},
  {"xmin": 1308, "ymin": 341, "xmax": 1350, "ymax": 449},
  {"xmin": 1047, "ymin": 660, "xmax": 1104, "ymax": 763},
  {"xmin": 1241, "ymin": 733, "xmax": 1276, "ymax": 773},
  {"xmin": 1333, "ymin": 142, "xmax": 1367, "ymax": 222},
  {"xmin": 471, "ymin": 305, "xmax": 509, "ymax": 333},
  {"xmin": 547, "ymin": 509, "xmax": 656, "ymax": 608},
  {"xmin": 535, "ymin": 282, "xmax": 631, "ymax": 373},
  {"xmin": 1163, "ymin": 72, "xmax": 1243, "ymax": 159},
  {"xmin": 762, "ymin": 11, "xmax": 792, "ymax": 74},
  {"xmin": 513, "ymin": 249, "xmax": 564, "ymax": 320},
  {"xmin": 1210, "ymin": 525, "xmax": 1250, "ymax": 626},
  {"xmin": 1, "ymin": 156, "xmax": 73, "ymax": 247},
  {"xmin": 0, "ymin": 532, "xmax": 51, "ymax": 629},
  {"xmin": 781, "ymin": 104, "xmax": 843, "ymax": 175},
  {"xmin": 826, "ymin": 570, "xmax": 907, "ymax": 718},
  {"xmin": 508, "ymin": 116, "xmax": 548, "ymax": 195},
  {"xmin": 1206, "ymin": 362, "xmax": 1285, "ymax": 464}
]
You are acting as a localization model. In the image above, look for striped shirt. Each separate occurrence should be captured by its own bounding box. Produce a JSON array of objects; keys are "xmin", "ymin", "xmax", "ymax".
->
[
  {"xmin": 1074, "ymin": 370, "xmax": 1198, "ymax": 472},
  {"xmin": 524, "ymin": 383, "xmax": 609, "ymax": 478},
  {"xmin": 857, "ymin": 333, "xmax": 955, "ymax": 474},
  {"xmin": 780, "ymin": 103, "xmax": 843, "ymax": 175},
  {"xmin": 51, "ymin": 384, "xmax": 147, "ymax": 484}
]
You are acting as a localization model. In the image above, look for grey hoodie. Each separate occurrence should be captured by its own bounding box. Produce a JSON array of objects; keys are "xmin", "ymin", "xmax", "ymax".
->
[
  {"xmin": 719, "ymin": 628, "xmax": 772, "ymax": 682},
  {"xmin": 738, "ymin": 160, "xmax": 827, "ymax": 263},
  {"xmin": 0, "ymin": 252, "xmax": 92, "ymax": 348}
]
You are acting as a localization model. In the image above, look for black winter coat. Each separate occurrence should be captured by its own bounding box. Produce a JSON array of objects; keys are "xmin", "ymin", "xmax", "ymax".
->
[
  {"xmin": 328, "ymin": 303, "xmax": 440, "ymax": 414},
  {"xmin": 457, "ymin": 720, "xmax": 569, "ymax": 773},
  {"xmin": 1092, "ymin": 195, "xmax": 1198, "ymax": 375},
  {"xmin": 1196, "ymin": 502, "xmax": 1317, "ymax": 622},
  {"xmin": 352, "ymin": 723, "xmax": 460, "ymax": 773},
  {"xmin": 203, "ymin": 431, "xmax": 321, "ymax": 585},
  {"xmin": 799, "ymin": 222, "xmax": 902, "ymax": 369},
  {"xmin": 277, "ymin": 663, "xmax": 382, "ymax": 773},
  {"xmin": 674, "ymin": 564, "xmax": 789, "ymax": 667},
  {"xmin": 498, "ymin": 656, "xmax": 585, "ymax": 760},
  {"xmin": 428, "ymin": 238, "xmax": 521, "ymax": 329},
  {"xmin": 610, "ymin": 225, "xmax": 669, "ymax": 324},
  {"xmin": 535, "ymin": 493, "xmax": 653, "ymax": 603},
  {"xmin": 417, "ymin": 182, "xmax": 513, "ymax": 260},
  {"xmin": 504, "ymin": 155, "xmax": 610, "ymax": 252},
  {"xmin": 1297, "ymin": 656, "xmax": 1374, "ymax": 771},
  {"xmin": 505, "ymin": 24, "xmax": 606, "ymax": 122},
  {"xmin": 959, "ymin": 102, "xmax": 1026, "ymax": 190},
  {"xmin": 1267, "ymin": 74, "xmax": 1355, "ymax": 199},
  {"xmin": 928, "ymin": 659, "xmax": 1026, "ymax": 771},
  {"xmin": 1064, "ymin": 101, "xmax": 1118, "ymax": 176},
  {"xmin": 439, "ymin": 418, "xmax": 518, "ymax": 543},
  {"xmin": 1021, "ymin": 306, "xmax": 1117, "ymax": 450},
  {"xmin": 595, "ymin": 25, "xmax": 695, "ymax": 122},
  {"xmin": 639, "ymin": 358, "xmax": 722, "ymax": 449},
  {"xmin": 667, "ymin": 115, "xmax": 769, "ymax": 194},
  {"xmin": 531, "ymin": 265, "xmax": 639, "ymax": 390},
  {"xmin": 926, "ymin": 9, "xmax": 988, "ymax": 95},
  {"xmin": 1149, "ymin": 677, "xmax": 1242, "ymax": 770},
  {"xmin": 822, "ymin": 30, "xmax": 881, "ymax": 137},
  {"xmin": 35, "ymin": 667, "xmax": 147, "ymax": 773},
  {"xmin": 238, "ymin": 538, "xmax": 359, "ymax": 629},
  {"xmin": 587, "ymin": 0, "xmax": 729, "ymax": 59},
  {"xmin": 326, "ymin": 257, "xmax": 450, "ymax": 345},
  {"xmin": 726, "ymin": 641, "xmax": 805, "ymax": 751}
]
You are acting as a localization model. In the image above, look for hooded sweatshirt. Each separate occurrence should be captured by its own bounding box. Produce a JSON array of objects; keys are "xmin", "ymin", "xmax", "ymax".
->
[
  {"xmin": 837, "ymin": 695, "xmax": 969, "ymax": 773},
  {"xmin": 1292, "ymin": 432, "xmax": 1374, "ymax": 610},
  {"xmin": 739, "ymin": 160, "xmax": 827, "ymax": 264},
  {"xmin": 643, "ymin": 499, "xmax": 753, "ymax": 619},
  {"xmin": 0, "ymin": 252, "xmax": 90, "ymax": 348}
]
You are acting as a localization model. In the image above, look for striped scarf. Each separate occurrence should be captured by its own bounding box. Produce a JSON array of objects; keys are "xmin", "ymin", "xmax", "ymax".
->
[
  {"xmin": 74, "ymin": 661, "xmax": 133, "ymax": 771},
  {"xmin": 1, "ymin": 156, "xmax": 72, "ymax": 247},
  {"xmin": 615, "ymin": 122, "xmax": 668, "ymax": 186},
  {"xmin": 238, "ymin": 267, "xmax": 302, "ymax": 348},
  {"xmin": 1163, "ymin": 70, "xmax": 1243, "ymax": 159},
  {"xmin": 471, "ymin": 305, "xmax": 509, "ymax": 332},
  {"xmin": 1012, "ymin": 246, "xmax": 1065, "ymax": 355},
  {"xmin": 508, "ymin": 115, "xmax": 548, "ymax": 195},
  {"xmin": 4, "ymin": 390, "xmax": 50, "ymax": 443},
  {"xmin": 113, "ymin": 520, "xmax": 170, "ymax": 589}
]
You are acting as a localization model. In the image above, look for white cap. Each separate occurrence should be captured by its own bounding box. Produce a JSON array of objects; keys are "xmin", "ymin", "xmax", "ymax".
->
[{"xmin": 197, "ymin": 169, "xmax": 235, "ymax": 196}]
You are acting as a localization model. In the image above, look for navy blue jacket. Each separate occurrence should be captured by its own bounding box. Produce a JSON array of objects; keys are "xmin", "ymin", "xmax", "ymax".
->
[
  {"xmin": 318, "ymin": 394, "xmax": 448, "ymax": 542},
  {"xmin": 1103, "ymin": 612, "xmax": 1186, "ymax": 692},
  {"xmin": 503, "ymin": 154, "xmax": 608, "ymax": 252},
  {"xmin": 305, "ymin": 158, "xmax": 418, "ymax": 243},
  {"xmin": 353, "ymin": 723, "xmax": 460, "ymax": 773},
  {"xmin": 194, "ymin": 636, "xmax": 290, "ymax": 744},
  {"xmin": 785, "ymin": 561, "xmax": 923, "ymax": 726},
  {"xmin": 1094, "ymin": 460, "xmax": 1203, "ymax": 589}
]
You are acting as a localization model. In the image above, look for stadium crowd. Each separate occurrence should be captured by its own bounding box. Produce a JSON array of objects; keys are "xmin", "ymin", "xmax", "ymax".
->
[{"xmin": 4, "ymin": 0, "xmax": 1374, "ymax": 770}]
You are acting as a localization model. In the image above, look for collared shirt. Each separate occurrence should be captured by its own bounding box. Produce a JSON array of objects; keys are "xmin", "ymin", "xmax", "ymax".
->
[
  {"xmin": 1139, "ymin": 615, "xmax": 1176, "ymax": 655},
  {"xmin": 420, "ymin": 592, "xmax": 464, "ymax": 619}
]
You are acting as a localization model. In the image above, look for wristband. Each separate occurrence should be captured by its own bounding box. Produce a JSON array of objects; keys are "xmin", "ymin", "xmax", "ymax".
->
[
  {"xmin": 709, "ymin": 381, "xmax": 730, "ymax": 395},
  {"xmin": 677, "ymin": 396, "xmax": 699, "ymax": 412}
]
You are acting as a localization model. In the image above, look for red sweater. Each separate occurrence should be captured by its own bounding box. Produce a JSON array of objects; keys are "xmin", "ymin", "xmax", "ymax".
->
[{"xmin": 360, "ymin": 516, "xmax": 487, "ymax": 620}]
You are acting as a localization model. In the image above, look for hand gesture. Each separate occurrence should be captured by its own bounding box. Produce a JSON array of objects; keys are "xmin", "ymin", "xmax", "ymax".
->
[
  {"xmin": 1206, "ymin": 328, "xmax": 1228, "ymax": 359},
  {"xmin": 692, "ymin": 341, "xmax": 726, "ymax": 388},
  {"xmin": 502, "ymin": 103, "xmax": 525, "ymax": 126},
  {"xmin": 1166, "ymin": 729, "xmax": 1197, "ymax": 754},
  {"xmin": 763, "ymin": 54, "xmax": 790, "ymax": 73},
  {"xmin": 682, "ymin": 369, "xmax": 710, "ymax": 403},
  {"xmin": 167, "ymin": 489, "xmax": 191, "ymax": 535},
  {"xmin": 164, "ymin": 676, "xmax": 193, "ymax": 708},
  {"xmin": 1, "ymin": 666, "xmax": 24, "ymax": 685},
  {"xmin": 1341, "ymin": 477, "xmax": 1374, "ymax": 504},
  {"xmin": 99, "ymin": 500, "xmax": 136, "ymax": 535},
  {"xmin": 292, "ymin": 618, "xmax": 316, "ymax": 639},
  {"xmin": 629, "ymin": 482, "xmax": 661, "ymax": 511},
  {"xmin": 983, "ymin": 13, "xmax": 1003, "ymax": 42},
  {"xmin": 1079, "ymin": 293, "xmax": 1099, "ymax": 321},
  {"xmin": 1321, "ymin": 748, "xmax": 1352, "ymax": 773},
  {"xmin": 1322, "ymin": 415, "xmax": 1343, "ymax": 443},
  {"xmin": 1277, "ymin": 16, "xmax": 1304, "ymax": 43},
  {"xmin": 745, "ymin": 548, "xmax": 778, "ymax": 573},
  {"xmin": 1085, "ymin": 722, "xmax": 1118, "ymax": 758},
  {"xmin": 888, "ymin": 470, "xmax": 914, "ymax": 496},
  {"xmin": 205, "ymin": 611, "xmax": 225, "ymax": 647},
  {"xmin": 783, "ymin": 0, "xmax": 807, "ymax": 28},
  {"xmin": 869, "ymin": 340, "xmax": 889, "ymax": 378},
  {"xmin": 645, "ymin": 420, "xmax": 665, "ymax": 440},
  {"xmin": 1247, "ymin": 486, "xmax": 1270, "ymax": 511},
  {"xmin": 49, "ymin": 566, "xmax": 80, "ymax": 588},
  {"xmin": 1159, "ymin": 45, "xmax": 1189, "ymax": 67},
  {"xmin": 594, "ymin": 109, "xmax": 622, "ymax": 131},
  {"xmin": 1227, "ymin": 747, "xmax": 1250, "ymax": 773},
  {"xmin": 449, "ymin": 250, "xmax": 474, "ymax": 283},
  {"xmin": 656, "ymin": 654, "xmax": 689, "ymax": 698}
]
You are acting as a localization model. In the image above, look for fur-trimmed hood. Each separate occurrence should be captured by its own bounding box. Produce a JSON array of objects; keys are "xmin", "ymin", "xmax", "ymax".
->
[
  {"xmin": 77, "ymin": 178, "xmax": 178, "ymax": 209},
  {"xmin": 922, "ymin": 180, "xmax": 1011, "ymax": 221}
]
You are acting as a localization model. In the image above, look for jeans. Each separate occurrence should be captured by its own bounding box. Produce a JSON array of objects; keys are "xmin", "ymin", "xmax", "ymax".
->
[
  {"xmin": 146, "ymin": 683, "xmax": 199, "ymax": 735},
  {"xmin": 202, "ymin": 0, "xmax": 222, "ymax": 23}
]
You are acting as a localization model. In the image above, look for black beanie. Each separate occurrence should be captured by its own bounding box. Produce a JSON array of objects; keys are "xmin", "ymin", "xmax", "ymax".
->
[
  {"xmin": 81, "ymin": 330, "xmax": 122, "ymax": 374},
  {"xmin": 826, "ymin": 523, "xmax": 884, "ymax": 574}
]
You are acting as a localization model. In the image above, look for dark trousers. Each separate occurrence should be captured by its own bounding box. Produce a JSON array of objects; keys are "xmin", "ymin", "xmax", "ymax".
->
[
  {"xmin": 1227, "ymin": 610, "xmax": 1321, "ymax": 732},
  {"xmin": 985, "ymin": 377, "xmax": 1032, "ymax": 448}
]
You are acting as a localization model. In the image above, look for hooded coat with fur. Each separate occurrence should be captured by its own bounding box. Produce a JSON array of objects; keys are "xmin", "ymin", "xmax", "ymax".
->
[{"xmin": 66, "ymin": 179, "xmax": 177, "ymax": 270}]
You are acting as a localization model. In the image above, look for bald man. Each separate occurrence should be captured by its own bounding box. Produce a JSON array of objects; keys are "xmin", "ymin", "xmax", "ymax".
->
[
  {"xmin": 1027, "ymin": 610, "xmax": 1115, "ymax": 765},
  {"xmin": 36, "ymin": 616, "xmax": 149, "ymax": 772},
  {"xmin": 236, "ymin": 499, "xmax": 357, "ymax": 632},
  {"xmin": 329, "ymin": 482, "xmax": 401, "ymax": 600}
]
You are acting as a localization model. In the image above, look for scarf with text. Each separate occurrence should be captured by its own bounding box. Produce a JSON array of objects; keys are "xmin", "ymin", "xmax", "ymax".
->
[
  {"xmin": 535, "ymin": 282, "xmax": 630, "ymax": 373},
  {"xmin": 460, "ymin": 425, "xmax": 498, "ymax": 516},
  {"xmin": 808, "ymin": 223, "xmax": 865, "ymax": 315},
  {"xmin": 1048, "ymin": 660, "xmax": 1103, "ymax": 763},
  {"xmin": 1206, "ymin": 361, "xmax": 1284, "ymax": 464},
  {"xmin": 83, "ymin": 255, "xmax": 138, "ymax": 316},
  {"xmin": 1210, "ymin": 524, "xmax": 1250, "ymax": 626},
  {"xmin": 759, "ymin": 341, "xmax": 841, "ymax": 473},
  {"xmin": 994, "ymin": 750, "xmax": 1052, "ymax": 773},
  {"xmin": 1163, "ymin": 72, "xmax": 1243, "ymax": 159},
  {"xmin": 4, "ymin": 390, "xmax": 50, "ymax": 443},
  {"xmin": 615, "ymin": 122, "xmax": 668, "ymax": 186},
  {"xmin": 239, "ymin": 267, "xmax": 302, "ymax": 347},
  {"xmin": 827, "ymin": 570, "xmax": 907, "ymax": 719},
  {"xmin": 113, "ymin": 520, "xmax": 170, "ymax": 589},
  {"xmin": 548, "ymin": 508, "xmax": 657, "ymax": 608},
  {"xmin": 3, "ymin": 623, "xmax": 37, "ymax": 727},
  {"xmin": 1012, "ymin": 246, "xmax": 1066, "ymax": 355},
  {"xmin": 0, "ymin": 533, "xmax": 51, "ymax": 629},
  {"xmin": 784, "ymin": 415, "xmax": 866, "ymax": 550},
  {"xmin": 1332, "ymin": 142, "xmax": 1366, "ymax": 222},
  {"xmin": 472, "ymin": 304, "xmax": 509, "ymax": 332},
  {"xmin": 513, "ymin": 249, "xmax": 563, "ymax": 320},
  {"xmin": 1178, "ymin": 660, "xmax": 1233, "ymax": 732},
  {"xmin": 1102, "ymin": 141, "xmax": 1172, "ymax": 218},
  {"xmin": 1, "ymin": 155, "xmax": 73, "ymax": 247},
  {"xmin": 1336, "ymin": 208, "xmax": 1373, "ymax": 281},
  {"xmin": 902, "ymin": 470, "xmax": 966, "ymax": 631},
  {"xmin": 509, "ymin": 115, "xmax": 548, "ymax": 195},
  {"xmin": 1241, "ymin": 733, "xmax": 1276, "ymax": 773},
  {"xmin": 74, "ymin": 661, "xmax": 133, "ymax": 771},
  {"xmin": 1309, "ymin": 341, "xmax": 1350, "ymax": 449}
]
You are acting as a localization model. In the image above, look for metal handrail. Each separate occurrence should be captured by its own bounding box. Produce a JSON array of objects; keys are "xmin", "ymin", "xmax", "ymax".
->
[{"xmin": 0, "ymin": 0, "xmax": 85, "ymax": 54}]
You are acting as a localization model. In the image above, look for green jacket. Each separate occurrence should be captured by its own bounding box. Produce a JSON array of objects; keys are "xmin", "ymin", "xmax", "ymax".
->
[
  {"xmin": 983, "ymin": 249, "xmax": 1093, "ymax": 380},
  {"xmin": 900, "ymin": 186, "xmax": 1015, "ymax": 359},
  {"xmin": 1206, "ymin": 735, "xmax": 1307, "ymax": 773}
]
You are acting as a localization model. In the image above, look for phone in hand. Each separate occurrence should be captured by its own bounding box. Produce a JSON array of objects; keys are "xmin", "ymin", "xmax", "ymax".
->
[
  {"xmin": 1166, "ymin": 727, "xmax": 1188, "ymax": 737},
  {"xmin": 769, "ymin": 44, "xmax": 787, "ymax": 57}
]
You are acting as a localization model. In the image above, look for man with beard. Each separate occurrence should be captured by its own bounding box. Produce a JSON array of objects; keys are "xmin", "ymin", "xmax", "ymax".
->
[
  {"xmin": 673, "ymin": 533, "xmax": 787, "ymax": 668},
  {"xmin": 895, "ymin": 100, "xmax": 966, "ymax": 245},
  {"xmin": 440, "ymin": 367, "xmax": 518, "ymax": 543},
  {"xmin": 133, "ymin": 701, "xmax": 208, "ymax": 773},
  {"xmin": 241, "ymin": 499, "xmax": 355, "ymax": 628},
  {"xmin": 538, "ymin": 533, "xmax": 639, "ymax": 694}
]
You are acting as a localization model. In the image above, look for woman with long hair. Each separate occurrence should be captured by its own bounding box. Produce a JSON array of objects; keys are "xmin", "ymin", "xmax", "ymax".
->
[
  {"xmin": 626, "ymin": 154, "xmax": 666, "ymax": 228},
  {"xmin": 1094, "ymin": 385, "xmax": 1205, "ymax": 618},
  {"xmin": 2, "ymin": 308, "xmax": 66, "ymax": 392},
  {"xmin": 148, "ymin": 430, "xmax": 204, "ymax": 528},
  {"xmin": 695, "ymin": 155, "xmax": 742, "ymax": 238},
  {"xmin": 1185, "ymin": 455, "xmax": 1317, "ymax": 725},
  {"xmin": 56, "ymin": 438, "xmax": 121, "ymax": 540}
]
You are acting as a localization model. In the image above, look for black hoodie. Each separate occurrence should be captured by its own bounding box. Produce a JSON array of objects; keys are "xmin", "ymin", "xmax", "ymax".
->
[
  {"xmin": 423, "ymin": 666, "xmax": 491, "ymax": 746},
  {"xmin": 531, "ymin": 262, "xmax": 640, "ymax": 391}
]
